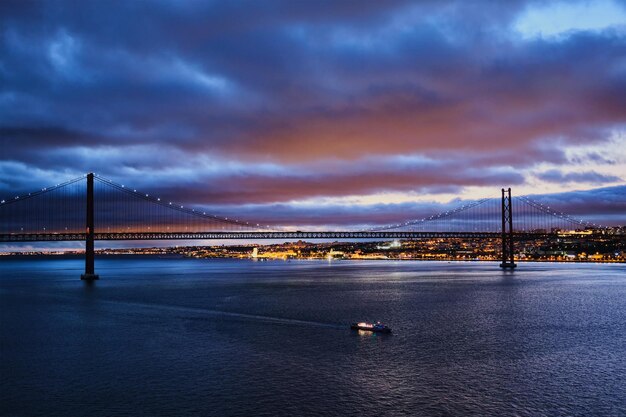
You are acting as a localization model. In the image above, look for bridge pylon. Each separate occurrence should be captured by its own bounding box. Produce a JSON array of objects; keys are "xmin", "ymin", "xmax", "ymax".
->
[
  {"xmin": 500, "ymin": 187, "xmax": 516, "ymax": 269},
  {"xmin": 80, "ymin": 173, "xmax": 99, "ymax": 280}
]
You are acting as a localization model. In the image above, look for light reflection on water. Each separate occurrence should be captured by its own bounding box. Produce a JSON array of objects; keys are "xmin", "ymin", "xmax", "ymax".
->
[{"xmin": 1, "ymin": 256, "xmax": 625, "ymax": 416}]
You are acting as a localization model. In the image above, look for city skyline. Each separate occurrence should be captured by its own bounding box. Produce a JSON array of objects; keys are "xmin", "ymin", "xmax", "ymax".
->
[{"xmin": 2, "ymin": 0, "xmax": 625, "ymax": 230}]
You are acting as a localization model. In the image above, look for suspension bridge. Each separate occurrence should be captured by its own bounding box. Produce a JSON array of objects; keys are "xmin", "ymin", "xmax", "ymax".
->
[{"xmin": 0, "ymin": 173, "xmax": 604, "ymax": 279}]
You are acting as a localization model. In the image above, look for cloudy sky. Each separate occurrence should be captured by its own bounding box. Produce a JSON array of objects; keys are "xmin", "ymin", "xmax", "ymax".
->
[{"xmin": 1, "ymin": 0, "xmax": 625, "ymax": 230}]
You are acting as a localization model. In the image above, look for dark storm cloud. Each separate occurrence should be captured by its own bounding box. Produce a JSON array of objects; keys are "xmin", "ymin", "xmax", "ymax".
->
[
  {"xmin": 0, "ymin": 127, "xmax": 105, "ymax": 160},
  {"xmin": 1, "ymin": 0, "xmax": 625, "ymax": 218}
]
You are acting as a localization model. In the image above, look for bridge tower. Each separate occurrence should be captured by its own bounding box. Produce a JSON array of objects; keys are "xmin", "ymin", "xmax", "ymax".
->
[
  {"xmin": 500, "ymin": 187, "xmax": 516, "ymax": 269},
  {"xmin": 80, "ymin": 173, "xmax": 99, "ymax": 280}
]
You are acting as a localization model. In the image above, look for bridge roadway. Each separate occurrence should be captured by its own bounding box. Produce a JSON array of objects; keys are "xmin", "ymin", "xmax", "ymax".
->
[{"xmin": 0, "ymin": 231, "xmax": 551, "ymax": 242}]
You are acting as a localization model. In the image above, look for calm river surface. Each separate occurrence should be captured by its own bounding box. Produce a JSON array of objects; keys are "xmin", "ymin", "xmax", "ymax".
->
[{"xmin": 1, "ymin": 257, "xmax": 625, "ymax": 416}]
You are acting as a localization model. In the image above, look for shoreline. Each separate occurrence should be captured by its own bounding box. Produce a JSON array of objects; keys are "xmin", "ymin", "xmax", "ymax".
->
[{"xmin": 0, "ymin": 253, "xmax": 623, "ymax": 264}]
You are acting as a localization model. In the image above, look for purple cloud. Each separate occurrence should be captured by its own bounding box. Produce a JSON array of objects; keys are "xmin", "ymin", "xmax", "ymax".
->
[{"xmin": 536, "ymin": 169, "xmax": 622, "ymax": 184}]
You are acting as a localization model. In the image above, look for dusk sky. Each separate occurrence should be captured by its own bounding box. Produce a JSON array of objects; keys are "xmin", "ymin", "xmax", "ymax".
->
[{"xmin": 2, "ymin": 0, "xmax": 626, "ymax": 230}]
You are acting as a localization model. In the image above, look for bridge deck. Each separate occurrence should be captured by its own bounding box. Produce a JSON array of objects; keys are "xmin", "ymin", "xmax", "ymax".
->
[{"xmin": 1, "ymin": 231, "xmax": 551, "ymax": 242}]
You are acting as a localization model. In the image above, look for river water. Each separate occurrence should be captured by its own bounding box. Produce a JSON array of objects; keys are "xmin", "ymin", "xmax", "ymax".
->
[{"xmin": 1, "ymin": 257, "xmax": 625, "ymax": 416}]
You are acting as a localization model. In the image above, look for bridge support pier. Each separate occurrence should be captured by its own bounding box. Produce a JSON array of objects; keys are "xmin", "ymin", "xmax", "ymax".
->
[
  {"xmin": 500, "ymin": 187, "xmax": 516, "ymax": 269},
  {"xmin": 81, "ymin": 173, "xmax": 99, "ymax": 280}
]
